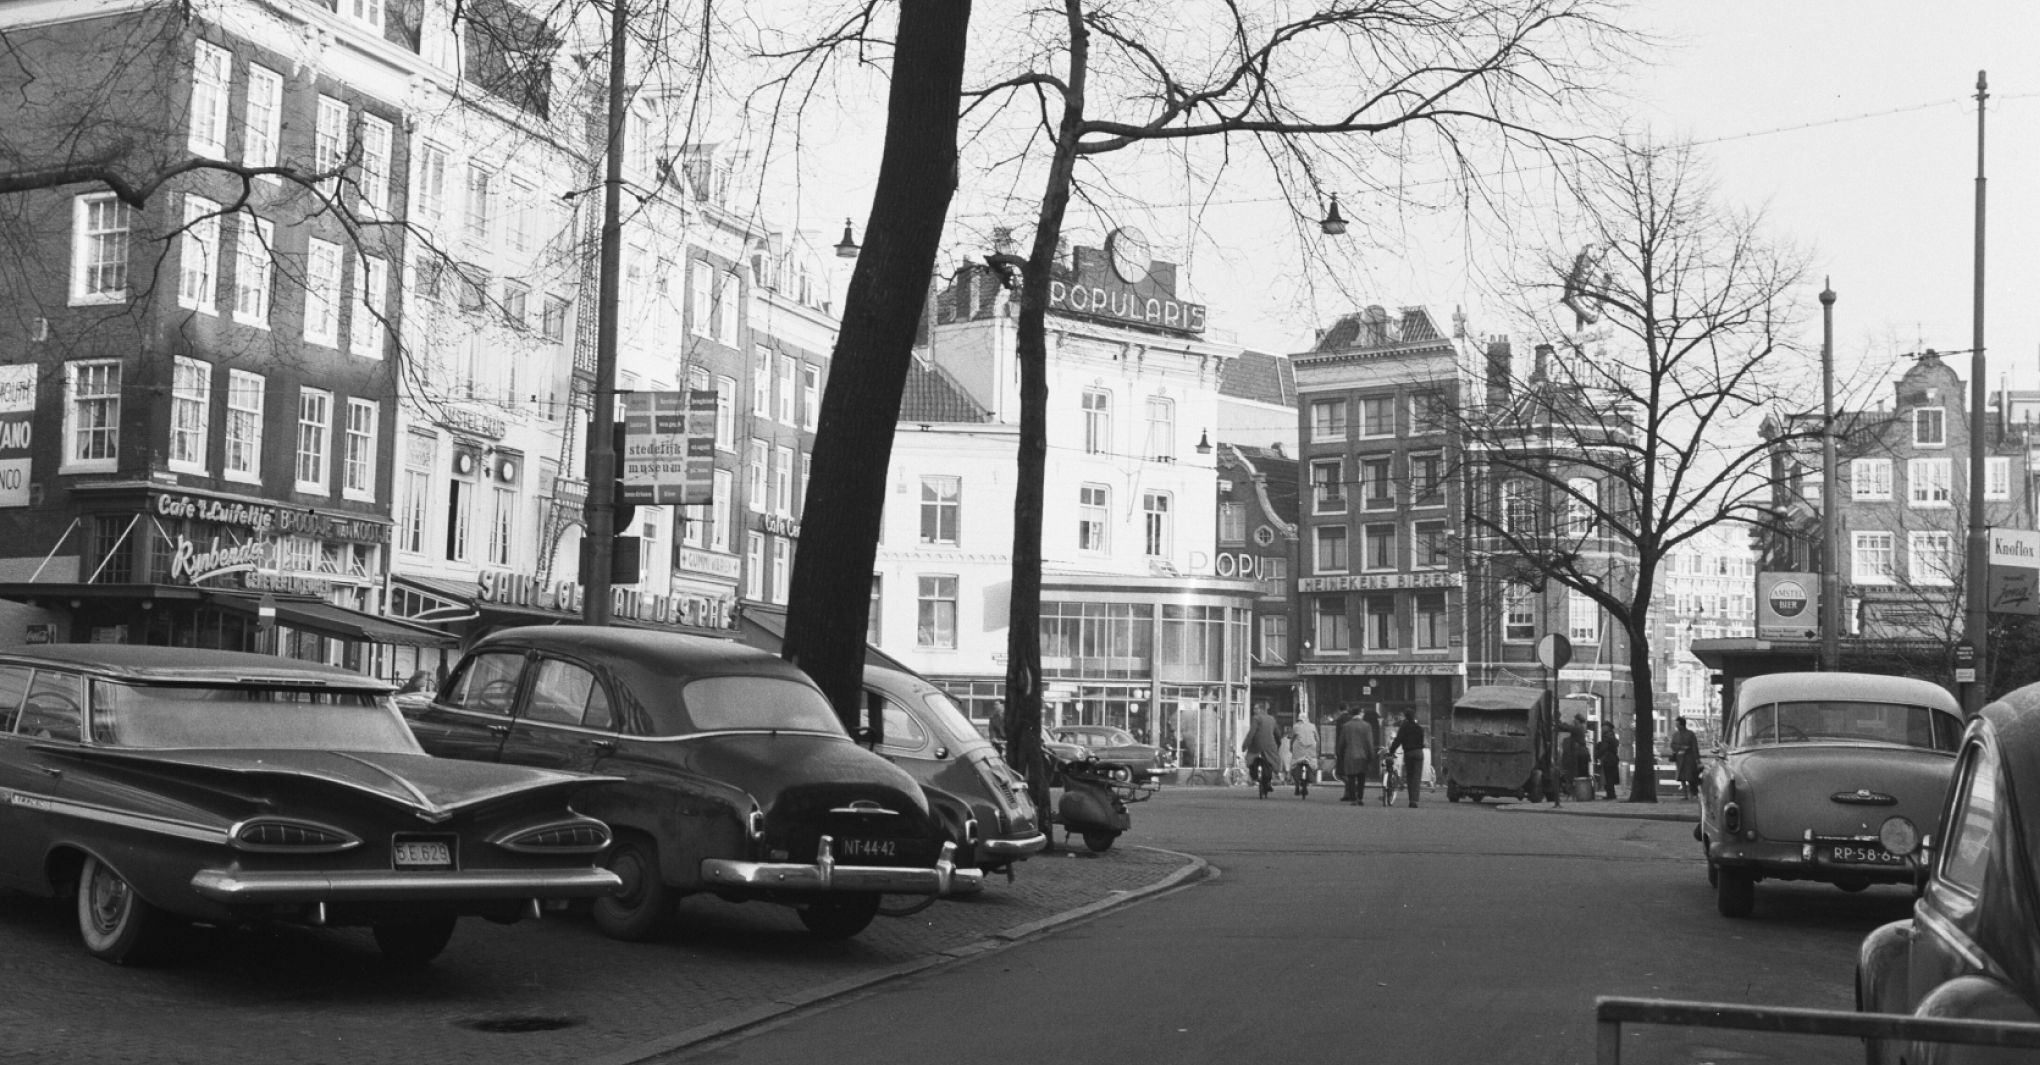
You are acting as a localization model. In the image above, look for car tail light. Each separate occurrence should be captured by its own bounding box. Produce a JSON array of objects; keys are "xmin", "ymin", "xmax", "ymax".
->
[
  {"xmin": 1722, "ymin": 802, "xmax": 1742, "ymax": 836},
  {"xmin": 231, "ymin": 818, "xmax": 361, "ymax": 853},
  {"xmin": 491, "ymin": 818, "xmax": 612, "ymax": 855},
  {"xmin": 964, "ymin": 816, "xmax": 980, "ymax": 845},
  {"xmin": 1879, "ymin": 816, "xmax": 1920, "ymax": 856}
]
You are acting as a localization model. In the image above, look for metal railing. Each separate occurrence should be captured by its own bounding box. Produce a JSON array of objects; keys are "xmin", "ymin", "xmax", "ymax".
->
[{"xmin": 1595, "ymin": 996, "xmax": 2040, "ymax": 1064}]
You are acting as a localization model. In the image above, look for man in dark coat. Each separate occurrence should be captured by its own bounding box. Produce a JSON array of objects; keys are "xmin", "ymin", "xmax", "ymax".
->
[
  {"xmin": 1335, "ymin": 707, "xmax": 1377, "ymax": 805},
  {"xmin": 1385, "ymin": 709, "xmax": 1426, "ymax": 808},
  {"xmin": 1594, "ymin": 725, "xmax": 1621, "ymax": 800}
]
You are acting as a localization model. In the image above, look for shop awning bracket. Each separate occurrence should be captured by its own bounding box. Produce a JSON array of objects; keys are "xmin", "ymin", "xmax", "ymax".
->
[{"xmin": 28, "ymin": 517, "xmax": 82, "ymax": 583}]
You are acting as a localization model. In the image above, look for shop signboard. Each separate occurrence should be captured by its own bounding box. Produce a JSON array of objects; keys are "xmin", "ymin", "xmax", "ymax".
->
[
  {"xmin": 620, "ymin": 391, "xmax": 715, "ymax": 506},
  {"xmin": 1986, "ymin": 527, "xmax": 2040, "ymax": 617},
  {"xmin": 0, "ymin": 364, "xmax": 33, "ymax": 507},
  {"xmin": 1756, "ymin": 571, "xmax": 1819, "ymax": 638}
]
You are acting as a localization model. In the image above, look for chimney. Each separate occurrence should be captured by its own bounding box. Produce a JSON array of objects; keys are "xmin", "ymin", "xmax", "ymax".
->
[
  {"xmin": 1485, "ymin": 337, "xmax": 1512, "ymax": 406},
  {"xmin": 1533, "ymin": 343, "xmax": 1554, "ymax": 383},
  {"xmin": 993, "ymin": 227, "xmax": 1014, "ymax": 253},
  {"xmin": 1363, "ymin": 305, "xmax": 1390, "ymax": 347}
]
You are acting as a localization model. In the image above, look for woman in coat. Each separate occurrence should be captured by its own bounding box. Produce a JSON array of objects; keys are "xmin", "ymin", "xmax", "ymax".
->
[
  {"xmin": 1289, "ymin": 717, "xmax": 1320, "ymax": 798},
  {"xmin": 1670, "ymin": 716, "xmax": 1702, "ymax": 799},
  {"xmin": 1335, "ymin": 709, "xmax": 1378, "ymax": 805}
]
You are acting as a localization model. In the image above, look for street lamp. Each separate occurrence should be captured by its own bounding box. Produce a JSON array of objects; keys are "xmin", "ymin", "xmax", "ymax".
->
[
  {"xmin": 1318, "ymin": 194, "xmax": 1348, "ymax": 236},
  {"xmin": 834, "ymin": 218, "xmax": 861, "ymax": 259}
]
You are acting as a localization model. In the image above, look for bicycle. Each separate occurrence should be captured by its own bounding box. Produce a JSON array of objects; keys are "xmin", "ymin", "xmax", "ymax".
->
[
  {"xmin": 1249, "ymin": 755, "xmax": 1275, "ymax": 798},
  {"xmin": 1380, "ymin": 762, "xmax": 1401, "ymax": 806}
]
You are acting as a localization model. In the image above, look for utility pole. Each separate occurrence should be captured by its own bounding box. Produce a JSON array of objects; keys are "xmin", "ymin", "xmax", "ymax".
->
[
  {"xmin": 1819, "ymin": 282, "xmax": 1840, "ymax": 671},
  {"xmin": 1962, "ymin": 71, "xmax": 1988, "ymax": 713},
  {"xmin": 580, "ymin": 0, "xmax": 628, "ymax": 626}
]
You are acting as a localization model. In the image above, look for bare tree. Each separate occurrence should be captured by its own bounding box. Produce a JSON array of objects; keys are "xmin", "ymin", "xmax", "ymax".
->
[{"xmin": 1464, "ymin": 140, "xmax": 1810, "ymax": 800}]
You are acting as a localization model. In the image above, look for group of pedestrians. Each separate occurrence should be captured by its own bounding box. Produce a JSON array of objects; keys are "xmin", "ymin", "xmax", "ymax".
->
[{"xmin": 1325, "ymin": 705, "xmax": 1425, "ymax": 807}]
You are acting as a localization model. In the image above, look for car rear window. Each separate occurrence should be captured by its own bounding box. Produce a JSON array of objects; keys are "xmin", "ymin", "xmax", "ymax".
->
[
  {"xmin": 648, "ymin": 675, "xmax": 846, "ymax": 737},
  {"xmin": 90, "ymin": 681, "xmax": 421, "ymax": 752},
  {"xmin": 1733, "ymin": 700, "xmax": 1962, "ymax": 751}
]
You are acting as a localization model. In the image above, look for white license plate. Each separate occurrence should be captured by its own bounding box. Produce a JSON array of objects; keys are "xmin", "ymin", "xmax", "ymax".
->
[
  {"xmin": 836, "ymin": 838, "xmax": 897, "ymax": 860},
  {"xmin": 1826, "ymin": 844, "xmax": 1903, "ymax": 866},
  {"xmin": 393, "ymin": 840, "xmax": 453, "ymax": 869}
]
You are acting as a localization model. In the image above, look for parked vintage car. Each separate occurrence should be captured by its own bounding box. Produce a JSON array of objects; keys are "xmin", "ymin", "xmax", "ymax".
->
[
  {"xmin": 863, "ymin": 666, "xmax": 1044, "ymax": 872},
  {"xmin": 0, "ymin": 645, "xmax": 621, "ymax": 966},
  {"xmin": 1698, "ymin": 671, "xmax": 1964, "ymax": 918},
  {"xmin": 403, "ymin": 627, "xmax": 982, "ymax": 942},
  {"xmin": 1046, "ymin": 724, "xmax": 1167, "ymax": 783},
  {"xmin": 1855, "ymin": 685, "xmax": 2040, "ymax": 1063}
]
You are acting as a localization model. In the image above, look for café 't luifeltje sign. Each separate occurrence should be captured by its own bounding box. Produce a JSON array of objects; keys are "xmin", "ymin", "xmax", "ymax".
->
[{"xmin": 1047, "ymin": 227, "xmax": 1208, "ymax": 336}]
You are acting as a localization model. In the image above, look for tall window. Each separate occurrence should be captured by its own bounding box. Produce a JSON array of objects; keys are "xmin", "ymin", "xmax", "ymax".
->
[
  {"xmin": 1410, "ymin": 452, "xmax": 1444, "ymax": 506},
  {"xmin": 1309, "ymin": 398, "xmax": 1346, "ymax": 441},
  {"xmin": 303, "ymin": 238, "xmax": 342, "ymax": 345},
  {"xmin": 232, "ymin": 212, "xmax": 273, "ymax": 325},
  {"xmin": 446, "ymin": 476, "xmax": 473, "ymax": 562},
  {"xmin": 1315, "ymin": 525, "xmax": 1348, "ymax": 573},
  {"xmin": 1083, "ymin": 389, "xmax": 1111, "ymax": 454},
  {"xmin": 1314, "ymin": 596, "xmax": 1350, "ymax": 652},
  {"xmin": 1143, "ymin": 492, "xmax": 1172, "ymax": 557},
  {"xmin": 314, "ymin": 96, "xmax": 348, "ymax": 199},
  {"xmin": 1852, "ymin": 458, "xmax": 1893, "ymax": 500},
  {"xmin": 801, "ymin": 364, "xmax": 821, "ymax": 431},
  {"xmin": 917, "ymin": 575, "xmax": 958, "ymax": 648},
  {"xmin": 1260, "ymin": 556, "xmax": 1288, "ymax": 598},
  {"xmin": 770, "ymin": 537, "xmax": 791, "ymax": 603},
  {"xmin": 1908, "ymin": 458, "xmax": 1951, "ymax": 507},
  {"xmin": 1360, "ymin": 456, "xmax": 1395, "ymax": 510},
  {"xmin": 1503, "ymin": 479, "xmax": 1537, "ymax": 533},
  {"xmin": 1363, "ymin": 523, "xmax": 1396, "ymax": 571},
  {"xmin": 296, "ymin": 388, "xmax": 332, "ymax": 492},
  {"xmin": 690, "ymin": 262, "xmax": 712, "ymax": 338},
  {"xmin": 341, "ymin": 0, "xmax": 384, "ymax": 31},
  {"xmin": 1910, "ymin": 531, "xmax": 1954, "ymax": 586},
  {"xmin": 64, "ymin": 360, "xmax": 120, "ymax": 470},
  {"xmin": 413, "ymin": 143, "xmax": 448, "ymax": 223},
  {"xmin": 745, "ymin": 440, "xmax": 765, "ymax": 513},
  {"xmin": 776, "ymin": 355, "xmax": 797, "ymax": 425},
  {"xmin": 743, "ymin": 532, "xmax": 765, "ymax": 599},
  {"xmin": 359, "ymin": 115, "xmax": 393, "ymax": 214},
  {"xmin": 1414, "ymin": 593, "xmax": 1448, "ymax": 650},
  {"xmin": 1852, "ymin": 531, "xmax": 1895, "ymax": 584},
  {"xmin": 1311, "ymin": 459, "xmax": 1344, "ymax": 513},
  {"xmin": 717, "ymin": 274, "xmax": 740, "ymax": 345},
  {"xmin": 225, "ymin": 370, "xmax": 263, "ymax": 482},
  {"xmin": 1079, "ymin": 484, "xmax": 1109, "ymax": 552},
  {"xmin": 752, "ymin": 346, "xmax": 771, "ymax": 415},
  {"xmin": 1503, "ymin": 583, "xmax": 1537, "ymax": 642},
  {"xmin": 714, "ymin": 376, "xmax": 735, "ymax": 451},
  {"xmin": 188, "ymin": 40, "xmax": 231, "ymax": 158},
  {"xmin": 1564, "ymin": 477, "xmax": 1598, "ymax": 537},
  {"xmin": 71, "ymin": 194, "xmax": 131, "ymax": 305},
  {"xmin": 1414, "ymin": 520, "xmax": 1450, "ymax": 568},
  {"xmin": 1568, "ymin": 591, "xmax": 1600, "ymax": 643},
  {"xmin": 1913, "ymin": 407, "xmax": 1945, "ymax": 447},
  {"xmin": 178, "ymin": 196, "xmax": 221, "ymax": 312},
  {"xmin": 1219, "ymin": 502, "xmax": 1246, "ymax": 543},
  {"xmin": 1987, "ymin": 456, "xmax": 2011, "ymax": 500},
  {"xmin": 1410, "ymin": 391, "xmax": 1450, "ymax": 433},
  {"xmin": 170, "ymin": 358, "xmax": 210, "ymax": 472},
  {"xmin": 243, "ymin": 64, "xmax": 282, "ymax": 172},
  {"xmin": 920, "ymin": 476, "xmax": 960, "ymax": 544},
  {"xmin": 1144, "ymin": 396, "xmax": 1175, "ymax": 458},
  {"xmin": 1259, "ymin": 615, "xmax": 1288, "ymax": 664},
  {"xmin": 343, "ymin": 399, "xmax": 377, "ymax": 500},
  {"xmin": 1364, "ymin": 595, "xmax": 1397, "ymax": 650},
  {"xmin": 710, "ymin": 468, "xmax": 733, "ymax": 552},
  {"xmin": 399, "ymin": 429, "xmax": 434, "ymax": 553},
  {"xmin": 488, "ymin": 486, "xmax": 515, "ymax": 566},
  {"xmin": 772, "ymin": 445, "xmax": 795, "ymax": 515},
  {"xmin": 1358, "ymin": 396, "xmax": 1394, "ymax": 437},
  {"xmin": 352, "ymin": 256, "xmax": 386, "ymax": 356},
  {"xmin": 464, "ymin": 163, "xmax": 494, "ymax": 242}
]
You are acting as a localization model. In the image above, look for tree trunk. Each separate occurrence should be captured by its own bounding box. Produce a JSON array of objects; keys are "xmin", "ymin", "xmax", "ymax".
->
[
  {"xmin": 782, "ymin": 0, "xmax": 971, "ymax": 727},
  {"xmin": 1625, "ymin": 617, "xmax": 1660, "ymax": 801}
]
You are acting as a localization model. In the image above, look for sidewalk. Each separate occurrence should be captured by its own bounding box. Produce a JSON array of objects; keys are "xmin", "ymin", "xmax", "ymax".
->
[{"xmin": 1492, "ymin": 792, "xmax": 1700, "ymax": 823}]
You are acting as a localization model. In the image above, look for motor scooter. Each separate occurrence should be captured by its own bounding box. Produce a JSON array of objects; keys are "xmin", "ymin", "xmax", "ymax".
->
[{"xmin": 1052, "ymin": 754, "xmax": 1154, "ymax": 853}]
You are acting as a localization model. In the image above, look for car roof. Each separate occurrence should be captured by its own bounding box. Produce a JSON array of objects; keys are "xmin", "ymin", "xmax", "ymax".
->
[
  {"xmin": 478, "ymin": 625, "xmax": 810, "ymax": 683},
  {"xmin": 0, "ymin": 644, "xmax": 390, "ymax": 690},
  {"xmin": 862, "ymin": 665, "xmax": 988, "ymax": 750},
  {"xmin": 1734, "ymin": 671, "xmax": 1960, "ymax": 713}
]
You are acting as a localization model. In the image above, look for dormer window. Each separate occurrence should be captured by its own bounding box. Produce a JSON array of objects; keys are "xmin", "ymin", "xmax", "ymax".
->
[{"xmin": 1914, "ymin": 407, "xmax": 1945, "ymax": 447}]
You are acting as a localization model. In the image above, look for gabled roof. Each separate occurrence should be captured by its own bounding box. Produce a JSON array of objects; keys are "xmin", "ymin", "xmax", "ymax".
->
[
  {"xmin": 897, "ymin": 358, "xmax": 993, "ymax": 424},
  {"xmin": 1227, "ymin": 444, "xmax": 1300, "ymax": 527},
  {"xmin": 1218, "ymin": 350, "xmax": 1296, "ymax": 406}
]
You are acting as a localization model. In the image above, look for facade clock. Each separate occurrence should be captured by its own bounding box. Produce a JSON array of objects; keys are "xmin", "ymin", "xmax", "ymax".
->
[{"xmin": 1107, "ymin": 226, "xmax": 1151, "ymax": 285}]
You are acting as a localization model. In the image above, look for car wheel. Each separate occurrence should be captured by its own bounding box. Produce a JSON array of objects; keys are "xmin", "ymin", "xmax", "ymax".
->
[
  {"xmin": 373, "ymin": 916, "xmax": 457, "ymax": 968},
  {"xmin": 76, "ymin": 854, "xmax": 171, "ymax": 965},
  {"xmin": 1082, "ymin": 830, "xmax": 1118, "ymax": 853},
  {"xmin": 592, "ymin": 835, "xmax": 673, "ymax": 942},
  {"xmin": 1716, "ymin": 866, "xmax": 1755, "ymax": 918},
  {"xmin": 1446, "ymin": 782, "xmax": 1463, "ymax": 803},
  {"xmin": 797, "ymin": 893, "xmax": 880, "ymax": 940}
]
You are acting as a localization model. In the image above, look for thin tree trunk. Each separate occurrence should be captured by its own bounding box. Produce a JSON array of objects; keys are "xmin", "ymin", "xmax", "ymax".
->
[
  {"xmin": 1626, "ymin": 622, "xmax": 1660, "ymax": 801},
  {"xmin": 782, "ymin": 0, "xmax": 971, "ymax": 727}
]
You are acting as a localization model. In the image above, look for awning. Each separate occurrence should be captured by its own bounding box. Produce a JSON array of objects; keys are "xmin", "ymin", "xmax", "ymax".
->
[
  {"xmin": 211, "ymin": 593, "xmax": 456, "ymax": 648},
  {"xmin": 735, "ymin": 603, "xmax": 916, "ymax": 674},
  {"xmin": 389, "ymin": 573, "xmax": 482, "ymax": 624}
]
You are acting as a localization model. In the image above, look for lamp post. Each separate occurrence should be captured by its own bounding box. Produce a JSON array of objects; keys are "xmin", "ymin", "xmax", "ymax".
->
[
  {"xmin": 579, "ymin": 0, "xmax": 629, "ymax": 627},
  {"xmin": 1962, "ymin": 71, "xmax": 1989, "ymax": 713},
  {"xmin": 1819, "ymin": 282, "xmax": 1840, "ymax": 671}
]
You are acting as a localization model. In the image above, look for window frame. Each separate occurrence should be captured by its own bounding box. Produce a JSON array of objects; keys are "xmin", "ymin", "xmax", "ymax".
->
[
  {"xmin": 1314, "ymin": 524, "xmax": 1349, "ymax": 574},
  {"xmin": 178, "ymin": 195, "xmax": 221, "ymax": 314},
  {"xmin": 169, "ymin": 357, "xmax": 211, "ymax": 474},
  {"xmin": 1078, "ymin": 483, "xmax": 1109, "ymax": 553},
  {"xmin": 1851, "ymin": 457, "xmax": 1894, "ymax": 501},
  {"xmin": 231, "ymin": 211, "xmax": 274, "ymax": 327},
  {"xmin": 342, "ymin": 398, "xmax": 378, "ymax": 502},
  {"xmin": 71, "ymin": 193, "xmax": 132, "ymax": 306},
  {"xmin": 295, "ymin": 387, "xmax": 333, "ymax": 495},
  {"xmin": 917, "ymin": 574, "xmax": 959, "ymax": 649},
  {"xmin": 1309, "ymin": 398, "xmax": 1347, "ymax": 442},
  {"xmin": 920, "ymin": 475, "xmax": 961, "ymax": 545},
  {"xmin": 188, "ymin": 39, "xmax": 232, "ymax": 159},
  {"xmin": 62, "ymin": 359, "xmax": 121, "ymax": 473},
  {"xmin": 1908, "ymin": 457, "xmax": 1952, "ymax": 508},
  {"xmin": 224, "ymin": 370, "xmax": 264, "ymax": 483},
  {"xmin": 1913, "ymin": 407, "xmax": 1946, "ymax": 448},
  {"xmin": 1851, "ymin": 530, "xmax": 1896, "ymax": 584},
  {"xmin": 1357, "ymin": 396, "xmax": 1394, "ymax": 439}
]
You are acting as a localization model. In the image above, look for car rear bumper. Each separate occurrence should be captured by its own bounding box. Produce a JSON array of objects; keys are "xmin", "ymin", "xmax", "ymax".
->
[
  {"xmin": 978, "ymin": 832, "xmax": 1047, "ymax": 860},
  {"xmin": 189, "ymin": 867, "xmax": 624, "ymax": 903},
  {"xmin": 1709, "ymin": 837, "xmax": 1921, "ymax": 884},
  {"xmin": 701, "ymin": 838, "xmax": 985, "ymax": 896}
]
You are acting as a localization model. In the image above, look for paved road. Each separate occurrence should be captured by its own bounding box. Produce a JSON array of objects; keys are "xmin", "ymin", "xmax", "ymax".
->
[{"xmin": 659, "ymin": 788, "xmax": 1911, "ymax": 1065}]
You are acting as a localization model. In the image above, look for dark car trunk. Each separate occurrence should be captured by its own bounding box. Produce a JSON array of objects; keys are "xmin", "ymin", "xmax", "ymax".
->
[
  {"xmin": 682, "ymin": 733, "xmax": 941, "ymax": 865},
  {"xmin": 1734, "ymin": 744, "xmax": 1957, "ymax": 840}
]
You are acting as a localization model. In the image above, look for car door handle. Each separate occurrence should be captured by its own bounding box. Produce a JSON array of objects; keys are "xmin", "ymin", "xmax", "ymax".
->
[
  {"xmin": 34, "ymin": 764, "xmax": 61, "ymax": 778},
  {"xmin": 591, "ymin": 739, "xmax": 617, "ymax": 753},
  {"xmin": 486, "ymin": 724, "xmax": 510, "ymax": 736}
]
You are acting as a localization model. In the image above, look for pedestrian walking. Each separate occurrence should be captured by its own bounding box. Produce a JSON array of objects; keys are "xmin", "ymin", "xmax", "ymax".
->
[
  {"xmin": 986, "ymin": 699, "xmax": 1007, "ymax": 755},
  {"xmin": 1565, "ymin": 713, "xmax": 1592, "ymax": 801},
  {"xmin": 1244, "ymin": 701, "xmax": 1281, "ymax": 798},
  {"xmin": 1335, "ymin": 707, "xmax": 1377, "ymax": 805},
  {"xmin": 1385, "ymin": 709, "xmax": 1426, "ymax": 808},
  {"xmin": 1594, "ymin": 725, "xmax": 1621, "ymax": 801},
  {"xmin": 1670, "ymin": 716, "xmax": 1702, "ymax": 799},
  {"xmin": 1289, "ymin": 715, "xmax": 1320, "ymax": 798}
]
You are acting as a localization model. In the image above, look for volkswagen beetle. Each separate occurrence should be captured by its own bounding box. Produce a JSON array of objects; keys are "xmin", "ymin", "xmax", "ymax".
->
[{"xmin": 863, "ymin": 666, "xmax": 1043, "ymax": 872}]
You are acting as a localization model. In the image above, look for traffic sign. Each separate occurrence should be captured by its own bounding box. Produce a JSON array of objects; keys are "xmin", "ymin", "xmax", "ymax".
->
[{"xmin": 1537, "ymin": 633, "xmax": 1572, "ymax": 671}]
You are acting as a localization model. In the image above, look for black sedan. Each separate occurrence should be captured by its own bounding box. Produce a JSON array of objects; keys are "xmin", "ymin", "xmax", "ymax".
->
[
  {"xmin": 1856, "ymin": 684, "xmax": 2040, "ymax": 1061},
  {"xmin": 404, "ymin": 627, "xmax": 982, "ymax": 942},
  {"xmin": 0, "ymin": 645, "xmax": 621, "ymax": 966}
]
